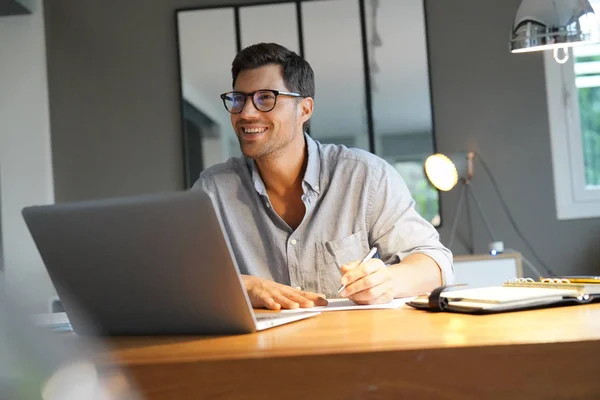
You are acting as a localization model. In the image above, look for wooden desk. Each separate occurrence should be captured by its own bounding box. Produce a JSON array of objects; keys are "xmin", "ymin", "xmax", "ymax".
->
[{"xmin": 92, "ymin": 304, "xmax": 600, "ymax": 399}]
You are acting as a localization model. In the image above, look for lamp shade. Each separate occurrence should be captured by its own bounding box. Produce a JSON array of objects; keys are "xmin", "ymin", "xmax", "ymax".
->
[
  {"xmin": 510, "ymin": 0, "xmax": 600, "ymax": 53},
  {"xmin": 424, "ymin": 152, "xmax": 474, "ymax": 192}
]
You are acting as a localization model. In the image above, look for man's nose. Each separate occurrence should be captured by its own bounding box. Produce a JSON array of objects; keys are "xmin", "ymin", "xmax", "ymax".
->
[{"xmin": 239, "ymin": 96, "xmax": 259, "ymax": 118}]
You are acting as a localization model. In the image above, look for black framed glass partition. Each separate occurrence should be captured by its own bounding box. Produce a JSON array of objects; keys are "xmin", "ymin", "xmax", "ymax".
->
[{"xmin": 175, "ymin": 0, "xmax": 440, "ymax": 226}]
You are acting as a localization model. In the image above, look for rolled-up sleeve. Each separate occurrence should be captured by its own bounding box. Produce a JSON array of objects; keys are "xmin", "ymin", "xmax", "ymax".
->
[{"xmin": 367, "ymin": 163, "xmax": 454, "ymax": 285}]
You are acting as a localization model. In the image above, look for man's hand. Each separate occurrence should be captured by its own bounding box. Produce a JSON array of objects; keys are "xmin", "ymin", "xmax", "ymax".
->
[
  {"xmin": 241, "ymin": 275, "xmax": 328, "ymax": 310},
  {"xmin": 338, "ymin": 259, "xmax": 394, "ymax": 305},
  {"xmin": 339, "ymin": 253, "xmax": 443, "ymax": 305}
]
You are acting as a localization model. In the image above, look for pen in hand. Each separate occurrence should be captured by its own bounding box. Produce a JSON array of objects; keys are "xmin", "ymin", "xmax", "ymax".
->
[{"xmin": 337, "ymin": 246, "xmax": 378, "ymax": 294}]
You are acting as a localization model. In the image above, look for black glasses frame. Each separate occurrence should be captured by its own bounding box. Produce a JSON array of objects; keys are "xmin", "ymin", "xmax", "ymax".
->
[{"xmin": 219, "ymin": 89, "xmax": 305, "ymax": 114}]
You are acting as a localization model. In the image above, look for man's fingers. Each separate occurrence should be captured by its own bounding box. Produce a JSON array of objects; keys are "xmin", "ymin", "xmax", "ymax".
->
[
  {"xmin": 341, "ymin": 259, "xmax": 383, "ymax": 287},
  {"xmin": 284, "ymin": 290, "xmax": 315, "ymax": 308},
  {"xmin": 297, "ymin": 290, "xmax": 329, "ymax": 306},
  {"xmin": 341, "ymin": 268, "xmax": 389, "ymax": 297},
  {"xmin": 246, "ymin": 276, "xmax": 328, "ymax": 309},
  {"xmin": 272, "ymin": 293, "xmax": 300, "ymax": 309},
  {"xmin": 285, "ymin": 289, "xmax": 329, "ymax": 308},
  {"xmin": 352, "ymin": 291, "xmax": 394, "ymax": 305},
  {"xmin": 348, "ymin": 281, "xmax": 392, "ymax": 303},
  {"xmin": 257, "ymin": 294, "xmax": 281, "ymax": 310},
  {"xmin": 313, "ymin": 295, "xmax": 329, "ymax": 306},
  {"xmin": 339, "ymin": 261, "xmax": 360, "ymax": 275}
]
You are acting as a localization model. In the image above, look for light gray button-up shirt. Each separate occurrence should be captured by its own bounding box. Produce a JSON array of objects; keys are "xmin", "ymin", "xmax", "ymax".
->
[{"xmin": 193, "ymin": 134, "xmax": 454, "ymax": 298}]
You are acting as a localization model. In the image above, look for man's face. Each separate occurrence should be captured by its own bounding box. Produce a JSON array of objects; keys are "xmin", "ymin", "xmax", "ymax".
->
[{"xmin": 230, "ymin": 64, "xmax": 310, "ymax": 160}]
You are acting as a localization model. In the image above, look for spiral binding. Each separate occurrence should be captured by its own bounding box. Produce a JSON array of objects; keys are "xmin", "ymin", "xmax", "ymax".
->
[
  {"xmin": 507, "ymin": 277, "xmax": 572, "ymax": 284},
  {"xmin": 507, "ymin": 278, "xmax": 535, "ymax": 283},
  {"xmin": 541, "ymin": 278, "xmax": 572, "ymax": 284},
  {"xmin": 504, "ymin": 277, "xmax": 586, "ymax": 292}
]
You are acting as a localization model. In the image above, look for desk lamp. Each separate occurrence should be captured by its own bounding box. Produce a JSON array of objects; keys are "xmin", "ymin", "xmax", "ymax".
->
[
  {"xmin": 424, "ymin": 152, "xmax": 501, "ymax": 254},
  {"xmin": 424, "ymin": 152, "xmax": 553, "ymax": 277},
  {"xmin": 510, "ymin": 0, "xmax": 600, "ymax": 63}
]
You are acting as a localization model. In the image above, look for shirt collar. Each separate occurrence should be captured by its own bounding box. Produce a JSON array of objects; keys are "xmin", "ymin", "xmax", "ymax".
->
[
  {"xmin": 303, "ymin": 133, "xmax": 321, "ymax": 194},
  {"xmin": 246, "ymin": 157, "xmax": 267, "ymax": 196},
  {"xmin": 246, "ymin": 132, "xmax": 322, "ymax": 196}
]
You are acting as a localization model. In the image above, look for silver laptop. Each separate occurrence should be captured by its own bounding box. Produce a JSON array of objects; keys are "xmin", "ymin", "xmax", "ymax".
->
[{"xmin": 22, "ymin": 190, "xmax": 319, "ymax": 335}]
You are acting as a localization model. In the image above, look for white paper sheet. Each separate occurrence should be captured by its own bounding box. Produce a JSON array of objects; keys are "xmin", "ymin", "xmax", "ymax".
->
[{"xmin": 280, "ymin": 297, "xmax": 413, "ymax": 313}]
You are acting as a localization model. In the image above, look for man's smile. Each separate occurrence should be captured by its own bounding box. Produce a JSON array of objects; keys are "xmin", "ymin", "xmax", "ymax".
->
[{"xmin": 242, "ymin": 127, "xmax": 268, "ymax": 134}]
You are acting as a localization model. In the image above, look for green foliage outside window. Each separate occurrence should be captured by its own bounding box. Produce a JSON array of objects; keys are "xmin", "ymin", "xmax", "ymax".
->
[
  {"xmin": 575, "ymin": 52, "xmax": 600, "ymax": 187},
  {"xmin": 393, "ymin": 161, "xmax": 440, "ymax": 226}
]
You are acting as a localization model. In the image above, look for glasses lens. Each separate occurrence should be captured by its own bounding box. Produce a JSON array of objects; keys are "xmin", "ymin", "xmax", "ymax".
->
[
  {"xmin": 223, "ymin": 92, "xmax": 246, "ymax": 113},
  {"xmin": 253, "ymin": 90, "xmax": 276, "ymax": 112}
]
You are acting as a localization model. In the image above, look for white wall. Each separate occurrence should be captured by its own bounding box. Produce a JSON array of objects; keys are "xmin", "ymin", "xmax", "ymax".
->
[{"xmin": 0, "ymin": 0, "xmax": 56, "ymax": 313}]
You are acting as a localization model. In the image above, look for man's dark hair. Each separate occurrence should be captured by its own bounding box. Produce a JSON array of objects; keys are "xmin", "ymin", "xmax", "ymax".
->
[{"xmin": 231, "ymin": 42, "xmax": 315, "ymax": 132}]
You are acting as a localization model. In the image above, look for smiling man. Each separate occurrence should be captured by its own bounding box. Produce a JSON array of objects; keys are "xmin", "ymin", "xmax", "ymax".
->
[{"xmin": 193, "ymin": 43, "xmax": 453, "ymax": 310}]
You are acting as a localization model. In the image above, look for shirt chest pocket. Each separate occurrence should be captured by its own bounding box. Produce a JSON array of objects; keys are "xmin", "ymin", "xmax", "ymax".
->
[{"xmin": 316, "ymin": 230, "xmax": 370, "ymax": 297}]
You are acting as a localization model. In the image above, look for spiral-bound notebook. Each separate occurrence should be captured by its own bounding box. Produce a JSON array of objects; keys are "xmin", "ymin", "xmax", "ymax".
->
[{"xmin": 408, "ymin": 277, "xmax": 600, "ymax": 314}]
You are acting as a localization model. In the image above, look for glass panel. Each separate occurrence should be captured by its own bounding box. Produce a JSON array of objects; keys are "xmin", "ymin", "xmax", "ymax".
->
[
  {"xmin": 240, "ymin": 3, "xmax": 299, "ymax": 54},
  {"xmin": 365, "ymin": 0, "xmax": 439, "ymax": 225},
  {"xmin": 302, "ymin": 0, "xmax": 369, "ymax": 150},
  {"xmin": 573, "ymin": 0, "xmax": 600, "ymax": 188},
  {"xmin": 177, "ymin": 8, "xmax": 238, "ymax": 187},
  {"xmin": 176, "ymin": 1, "xmax": 439, "ymax": 223}
]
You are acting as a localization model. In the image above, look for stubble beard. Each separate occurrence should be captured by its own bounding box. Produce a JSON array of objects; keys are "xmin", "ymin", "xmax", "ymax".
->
[{"xmin": 239, "ymin": 125, "xmax": 300, "ymax": 161}]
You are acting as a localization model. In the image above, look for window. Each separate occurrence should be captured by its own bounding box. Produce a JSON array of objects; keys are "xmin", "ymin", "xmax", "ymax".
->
[
  {"xmin": 393, "ymin": 160, "xmax": 440, "ymax": 226},
  {"xmin": 177, "ymin": 0, "xmax": 441, "ymax": 225},
  {"xmin": 575, "ymin": 44, "xmax": 600, "ymax": 188},
  {"xmin": 544, "ymin": 1, "xmax": 600, "ymax": 219}
]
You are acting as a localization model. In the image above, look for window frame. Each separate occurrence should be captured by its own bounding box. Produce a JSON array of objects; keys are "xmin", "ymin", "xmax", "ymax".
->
[{"xmin": 544, "ymin": 47, "xmax": 600, "ymax": 220}]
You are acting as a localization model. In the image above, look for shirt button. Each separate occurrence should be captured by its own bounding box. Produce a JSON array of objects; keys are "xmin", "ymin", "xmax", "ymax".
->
[
  {"xmin": 315, "ymin": 185, "xmax": 319, "ymax": 191},
  {"xmin": 295, "ymin": 286, "xmax": 302, "ymax": 290},
  {"xmin": 266, "ymin": 203, "xmax": 271, "ymax": 208},
  {"xmin": 290, "ymin": 239, "xmax": 297, "ymax": 245}
]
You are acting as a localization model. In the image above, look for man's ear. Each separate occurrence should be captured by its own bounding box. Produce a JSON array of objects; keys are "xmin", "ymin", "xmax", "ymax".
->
[{"xmin": 299, "ymin": 97, "xmax": 314, "ymax": 125}]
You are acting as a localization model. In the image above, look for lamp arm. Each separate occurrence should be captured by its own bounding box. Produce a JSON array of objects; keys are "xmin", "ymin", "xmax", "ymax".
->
[
  {"xmin": 447, "ymin": 182, "xmax": 467, "ymax": 250},
  {"xmin": 465, "ymin": 184, "xmax": 497, "ymax": 242}
]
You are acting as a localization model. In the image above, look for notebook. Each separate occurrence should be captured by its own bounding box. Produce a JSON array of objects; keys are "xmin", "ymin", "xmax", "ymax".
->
[{"xmin": 407, "ymin": 277, "xmax": 600, "ymax": 314}]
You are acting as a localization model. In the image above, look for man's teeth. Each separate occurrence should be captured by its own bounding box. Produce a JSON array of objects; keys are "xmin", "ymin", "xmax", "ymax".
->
[{"xmin": 243, "ymin": 128, "xmax": 267, "ymax": 134}]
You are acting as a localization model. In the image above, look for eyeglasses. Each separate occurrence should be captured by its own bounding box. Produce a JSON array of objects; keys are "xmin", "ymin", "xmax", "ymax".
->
[{"xmin": 219, "ymin": 89, "xmax": 304, "ymax": 114}]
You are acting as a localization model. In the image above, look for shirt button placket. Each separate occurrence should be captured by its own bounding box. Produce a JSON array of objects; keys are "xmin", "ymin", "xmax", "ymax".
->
[{"xmin": 288, "ymin": 238, "xmax": 300, "ymax": 289}]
